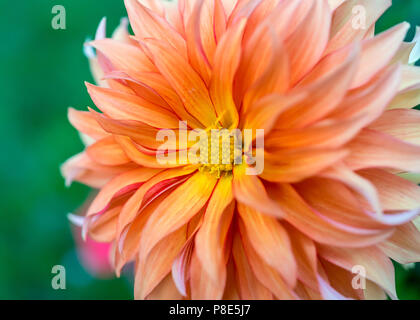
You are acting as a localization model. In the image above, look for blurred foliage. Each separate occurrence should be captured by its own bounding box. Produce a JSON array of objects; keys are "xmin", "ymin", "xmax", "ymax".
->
[{"xmin": 0, "ymin": 0, "xmax": 418, "ymax": 299}]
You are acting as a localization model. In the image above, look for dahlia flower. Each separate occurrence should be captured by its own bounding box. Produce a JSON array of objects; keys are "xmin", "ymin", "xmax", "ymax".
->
[{"xmin": 62, "ymin": 0, "xmax": 420, "ymax": 300}]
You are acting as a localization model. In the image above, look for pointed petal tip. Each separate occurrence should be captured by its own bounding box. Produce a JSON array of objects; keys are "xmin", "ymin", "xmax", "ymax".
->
[{"xmin": 67, "ymin": 213, "xmax": 85, "ymax": 227}]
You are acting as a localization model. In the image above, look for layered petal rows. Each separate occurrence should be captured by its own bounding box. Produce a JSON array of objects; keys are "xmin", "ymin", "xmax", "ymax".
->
[{"xmin": 62, "ymin": 0, "xmax": 420, "ymax": 299}]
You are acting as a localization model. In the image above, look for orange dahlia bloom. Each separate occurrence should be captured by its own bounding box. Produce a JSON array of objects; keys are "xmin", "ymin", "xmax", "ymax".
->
[{"xmin": 62, "ymin": 0, "xmax": 420, "ymax": 299}]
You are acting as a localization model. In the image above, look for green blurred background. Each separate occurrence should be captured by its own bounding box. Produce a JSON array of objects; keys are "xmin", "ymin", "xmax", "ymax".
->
[{"xmin": 0, "ymin": 0, "xmax": 419, "ymax": 299}]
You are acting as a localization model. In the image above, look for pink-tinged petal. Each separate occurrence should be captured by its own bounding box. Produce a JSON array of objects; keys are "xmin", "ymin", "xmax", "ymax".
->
[
  {"xmin": 137, "ymin": 0, "xmax": 165, "ymax": 16},
  {"xmin": 331, "ymin": 64, "xmax": 401, "ymax": 123},
  {"xmin": 172, "ymin": 222, "xmax": 201, "ymax": 297},
  {"xmin": 269, "ymin": 184, "xmax": 394, "ymax": 247},
  {"xmin": 68, "ymin": 108, "xmax": 108, "ymax": 140},
  {"xmin": 116, "ymin": 168, "xmax": 194, "ymax": 242},
  {"xmin": 114, "ymin": 136, "xmax": 185, "ymax": 168},
  {"xmin": 276, "ymin": 45, "xmax": 359, "ymax": 129},
  {"xmin": 210, "ymin": 18, "xmax": 246, "ymax": 128},
  {"xmin": 389, "ymin": 84, "xmax": 420, "ymax": 109},
  {"xmin": 285, "ymin": 0, "xmax": 331, "ymax": 85},
  {"xmin": 317, "ymin": 245, "xmax": 397, "ymax": 299},
  {"xmin": 358, "ymin": 169, "xmax": 420, "ymax": 211},
  {"xmin": 345, "ymin": 129, "xmax": 420, "ymax": 172},
  {"xmin": 214, "ymin": 0, "xmax": 227, "ymax": 42},
  {"xmin": 364, "ymin": 280, "xmax": 387, "ymax": 300},
  {"xmin": 380, "ymin": 222, "xmax": 420, "ymax": 264},
  {"xmin": 319, "ymin": 163, "xmax": 382, "ymax": 216},
  {"xmin": 326, "ymin": 0, "xmax": 392, "ymax": 55},
  {"xmin": 319, "ymin": 259, "xmax": 363, "ymax": 299},
  {"xmin": 297, "ymin": 175, "xmax": 420, "ymax": 229},
  {"xmin": 124, "ymin": 0, "xmax": 187, "ymax": 56},
  {"xmin": 61, "ymin": 152, "xmax": 138, "ymax": 188},
  {"xmin": 370, "ymin": 109, "xmax": 420, "ymax": 145},
  {"xmin": 114, "ymin": 71, "xmax": 203, "ymax": 129},
  {"xmin": 327, "ymin": 0, "xmax": 346, "ymax": 11},
  {"xmin": 317, "ymin": 276, "xmax": 352, "ymax": 300},
  {"xmin": 350, "ymin": 23, "xmax": 409, "ymax": 89},
  {"xmin": 103, "ymin": 71, "xmax": 173, "ymax": 111},
  {"xmin": 91, "ymin": 39, "xmax": 156, "ymax": 74},
  {"xmin": 238, "ymin": 203, "xmax": 297, "ymax": 288},
  {"xmin": 399, "ymin": 65, "xmax": 420, "ymax": 91},
  {"xmin": 86, "ymin": 167, "xmax": 161, "ymax": 217}
]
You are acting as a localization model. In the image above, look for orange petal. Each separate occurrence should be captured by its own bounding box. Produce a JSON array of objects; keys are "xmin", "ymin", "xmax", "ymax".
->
[
  {"xmin": 139, "ymin": 171, "xmax": 217, "ymax": 262},
  {"xmin": 241, "ymin": 29, "xmax": 289, "ymax": 115},
  {"xmin": 134, "ymin": 225, "xmax": 187, "ymax": 299},
  {"xmin": 345, "ymin": 129, "xmax": 420, "ymax": 172},
  {"xmin": 331, "ymin": 64, "xmax": 401, "ymax": 123},
  {"xmin": 389, "ymin": 84, "xmax": 420, "ymax": 109},
  {"xmin": 379, "ymin": 222, "xmax": 420, "ymax": 264},
  {"xmin": 237, "ymin": 203, "xmax": 296, "ymax": 288},
  {"xmin": 285, "ymin": 225, "xmax": 319, "ymax": 292},
  {"xmin": 369, "ymin": 109, "xmax": 420, "ymax": 145},
  {"xmin": 285, "ymin": 0, "xmax": 331, "ymax": 84},
  {"xmin": 117, "ymin": 168, "xmax": 195, "ymax": 241},
  {"xmin": 114, "ymin": 136, "xmax": 185, "ymax": 168},
  {"xmin": 91, "ymin": 39, "xmax": 156, "ymax": 73},
  {"xmin": 326, "ymin": 0, "xmax": 392, "ymax": 55},
  {"xmin": 68, "ymin": 108, "xmax": 108, "ymax": 140},
  {"xmin": 195, "ymin": 176, "xmax": 234, "ymax": 285},
  {"xmin": 269, "ymin": 183, "xmax": 394, "ymax": 247},
  {"xmin": 350, "ymin": 22, "xmax": 409, "ymax": 89},
  {"xmin": 261, "ymin": 148, "xmax": 348, "ymax": 183},
  {"xmin": 317, "ymin": 244, "xmax": 397, "ymax": 299},
  {"xmin": 231, "ymin": 232, "xmax": 273, "ymax": 300},
  {"xmin": 144, "ymin": 39, "xmax": 218, "ymax": 127},
  {"xmin": 86, "ymin": 167, "xmax": 161, "ymax": 217},
  {"xmin": 145, "ymin": 274, "xmax": 183, "ymax": 300},
  {"xmin": 86, "ymin": 136, "xmax": 131, "ymax": 166},
  {"xmin": 275, "ymin": 45, "xmax": 359, "ymax": 129},
  {"xmin": 239, "ymin": 221, "xmax": 297, "ymax": 299},
  {"xmin": 61, "ymin": 152, "xmax": 138, "ymax": 188},
  {"xmin": 209, "ymin": 18, "xmax": 246, "ymax": 128},
  {"xmin": 190, "ymin": 248, "xmax": 225, "ymax": 299},
  {"xmin": 265, "ymin": 115, "xmax": 366, "ymax": 150},
  {"xmin": 232, "ymin": 164, "xmax": 283, "ymax": 217},
  {"xmin": 124, "ymin": 0, "xmax": 187, "ymax": 56},
  {"xmin": 185, "ymin": 0, "xmax": 212, "ymax": 85},
  {"xmin": 86, "ymin": 83, "xmax": 180, "ymax": 128},
  {"xmin": 358, "ymin": 169, "xmax": 420, "ymax": 211},
  {"xmin": 241, "ymin": 91, "xmax": 307, "ymax": 134}
]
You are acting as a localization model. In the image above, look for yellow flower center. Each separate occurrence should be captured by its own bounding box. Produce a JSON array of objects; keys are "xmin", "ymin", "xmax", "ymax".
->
[{"xmin": 198, "ymin": 129, "xmax": 242, "ymax": 177}]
